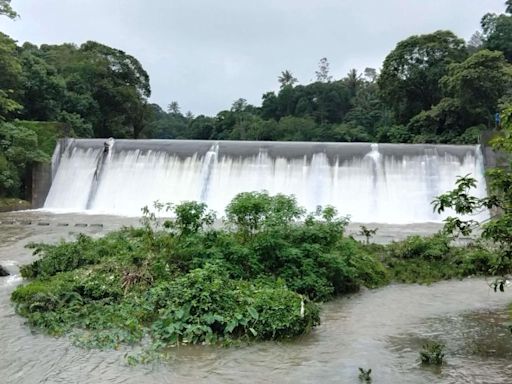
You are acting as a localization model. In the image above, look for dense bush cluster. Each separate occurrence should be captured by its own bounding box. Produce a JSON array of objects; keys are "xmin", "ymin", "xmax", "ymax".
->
[
  {"xmin": 11, "ymin": 193, "xmax": 504, "ymax": 355},
  {"xmin": 380, "ymin": 235, "xmax": 500, "ymax": 284}
]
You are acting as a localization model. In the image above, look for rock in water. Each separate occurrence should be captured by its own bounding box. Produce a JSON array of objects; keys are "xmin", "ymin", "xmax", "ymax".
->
[{"xmin": 0, "ymin": 265, "xmax": 9, "ymax": 276}]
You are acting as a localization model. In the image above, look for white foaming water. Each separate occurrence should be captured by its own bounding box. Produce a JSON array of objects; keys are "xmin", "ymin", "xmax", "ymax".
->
[
  {"xmin": 43, "ymin": 139, "xmax": 489, "ymax": 223},
  {"xmin": 44, "ymin": 147, "xmax": 102, "ymax": 211}
]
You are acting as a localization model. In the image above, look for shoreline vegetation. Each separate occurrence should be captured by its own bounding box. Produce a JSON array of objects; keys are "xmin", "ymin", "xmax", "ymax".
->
[{"xmin": 10, "ymin": 193, "xmax": 505, "ymax": 361}]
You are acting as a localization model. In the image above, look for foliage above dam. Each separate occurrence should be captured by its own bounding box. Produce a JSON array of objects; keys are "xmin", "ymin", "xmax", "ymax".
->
[{"xmin": 2, "ymin": 2, "xmax": 512, "ymax": 202}]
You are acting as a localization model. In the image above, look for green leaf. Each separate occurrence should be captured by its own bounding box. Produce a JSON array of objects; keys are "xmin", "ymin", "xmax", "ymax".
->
[
  {"xmin": 248, "ymin": 306, "xmax": 259, "ymax": 320},
  {"xmin": 225, "ymin": 320, "xmax": 237, "ymax": 333}
]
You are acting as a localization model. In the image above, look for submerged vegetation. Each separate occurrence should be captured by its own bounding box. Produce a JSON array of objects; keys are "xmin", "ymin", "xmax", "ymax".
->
[
  {"xmin": 10, "ymin": 192, "xmax": 507, "ymax": 354},
  {"xmin": 358, "ymin": 367, "xmax": 372, "ymax": 383},
  {"xmin": 420, "ymin": 342, "xmax": 446, "ymax": 366}
]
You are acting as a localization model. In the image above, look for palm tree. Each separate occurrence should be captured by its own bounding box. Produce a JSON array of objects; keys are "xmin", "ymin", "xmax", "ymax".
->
[
  {"xmin": 278, "ymin": 70, "xmax": 298, "ymax": 88},
  {"xmin": 167, "ymin": 101, "xmax": 181, "ymax": 115}
]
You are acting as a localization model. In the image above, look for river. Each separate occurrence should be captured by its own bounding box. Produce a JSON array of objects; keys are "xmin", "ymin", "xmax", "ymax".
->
[{"xmin": 0, "ymin": 211, "xmax": 510, "ymax": 384}]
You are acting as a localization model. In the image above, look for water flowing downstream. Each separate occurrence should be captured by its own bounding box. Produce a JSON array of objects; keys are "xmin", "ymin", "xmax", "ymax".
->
[
  {"xmin": 43, "ymin": 139, "xmax": 488, "ymax": 223},
  {"xmin": 1, "ymin": 213, "xmax": 511, "ymax": 384}
]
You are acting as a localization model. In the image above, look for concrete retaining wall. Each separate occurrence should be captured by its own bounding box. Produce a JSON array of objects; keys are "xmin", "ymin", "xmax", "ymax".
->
[{"xmin": 31, "ymin": 162, "xmax": 52, "ymax": 208}]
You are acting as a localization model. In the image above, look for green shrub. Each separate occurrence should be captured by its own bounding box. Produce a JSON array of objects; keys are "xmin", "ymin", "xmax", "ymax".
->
[
  {"xmin": 387, "ymin": 234, "xmax": 450, "ymax": 261},
  {"xmin": 21, "ymin": 234, "xmax": 100, "ymax": 278},
  {"xmin": 147, "ymin": 264, "xmax": 320, "ymax": 344},
  {"xmin": 367, "ymin": 233, "xmax": 504, "ymax": 284},
  {"xmin": 170, "ymin": 201, "xmax": 216, "ymax": 236},
  {"xmin": 456, "ymin": 244, "xmax": 498, "ymax": 276},
  {"xmin": 225, "ymin": 191, "xmax": 305, "ymax": 237},
  {"xmin": 420, "ymin": 342, "xmax": 445, "ymax": 365},
  {"xmin": 20, "ymin": 230, "xmax": 149, "ymax": 278}
]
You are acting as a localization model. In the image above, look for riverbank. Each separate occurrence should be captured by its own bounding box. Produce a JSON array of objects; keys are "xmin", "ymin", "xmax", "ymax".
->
[{"xmin": 0, "ymin": 198, "xmax": 31, "ymax": 213}]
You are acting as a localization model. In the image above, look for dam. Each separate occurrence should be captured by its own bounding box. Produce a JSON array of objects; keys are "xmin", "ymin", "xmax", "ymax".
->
[{"xmin": 42, "ymin": 139, "xmax": 488, "ymax": 223}]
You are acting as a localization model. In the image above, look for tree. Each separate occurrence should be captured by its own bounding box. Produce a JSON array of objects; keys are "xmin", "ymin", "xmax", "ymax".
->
[
  {"xmin": 278, "ymin": 70, "xmax": 297, "ymax": 88},
  {"xmin": 18, "ymin": 45, "xmax": 66, "ymax": 121},
  {"xmin": 344, "ymin": 80, "xmax": 386, "ymax": 136},
  {"xmin": 167, "ymin": 101, "xmax": 181, "ymax": 115},
  {"xmin": 363, "ymin": 67, "xmax": 377, "ymax": 82},
  {"xmin": 0, "ymin": 32, "xmax": 22, "ymax": 120},
  {"xmin": 57, "ymin": 111, "xmax": 93, "ymax": 137},
  {"xmin": 141, "ymin": 103, "xmax": 189, "ymax": 139},
  {"xmin": 13, "ymin": 40, "xmax": 153, "ymax": 138},
  {"xmin": 188, "ymin": 115, "xmax": 215, "ymax": 139},
  {"xmin": 432, "ymin": 104, "xmax": 512, "ymax": 285},
  {"xmin": 481, "ymin": 11, "xmax": 512, "ymax": 62},
  {"xmin": 403, "ymin": 49, "xmax": 512, "ymax": 143},
  {"xmin": 231, "ymin": 98, "xmax": 248, "ymax": 112},
  {"xmin": 32, "ymin": 41, "xmax": 151, "ymax": 138},
  {"xmin": 406, "ymin": 97, "xmax": 471, "ymax": 141},
  {"xmin": 315, "ymin": 57, "xmax": 332, "ymax": 83},
  {"xmin": 0, "ymin": 122, "xmax": 48, "ymax": 197},
  {"xmin": 229, "ymin": 98, "xmax": 250, "ymax": 139},
  {"xmin": 507, "ymin": 0, "xmax": 512, "ymax": 14},
  {"xmin": 467, "ymin": 31, "xmax": 484, "ymax": 54},
  {"xmin": 441, "ymin": 50, "xmax": 512, "ymax": 120},
  {"xmin": 378, "ymin": 30, "xmax": 467, "ymax": 123},
  {"xmin": 0, "ymin": 0, "xmax": 17, "ymax": 19},
  {"xmin": 343, "ymin": 69, "xmax": 362, "ymax": 98},
  {"xmin": 225, "ymin": 192, "xmax": 304, "ymax": 238},
  {"xmin": 277, "ymin": 116, "xmax": 317, "ymax": 141},
  {"xmin": 78, "ymin": 41, "xmax": 151, "ymax": 137}
]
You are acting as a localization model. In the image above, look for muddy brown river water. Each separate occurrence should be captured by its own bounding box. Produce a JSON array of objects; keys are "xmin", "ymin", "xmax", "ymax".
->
[{"xmin": 0, "ymin": 211, "xmax": 511, "ymax": 384}]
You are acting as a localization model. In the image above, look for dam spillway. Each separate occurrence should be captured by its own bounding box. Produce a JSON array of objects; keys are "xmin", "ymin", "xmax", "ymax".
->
[{"xmin": 43, "ymin": 139, "xmax": 488, "ymax": 223}]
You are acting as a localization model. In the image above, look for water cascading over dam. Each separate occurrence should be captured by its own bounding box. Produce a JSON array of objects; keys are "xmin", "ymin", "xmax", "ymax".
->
[{"xmin": 43, "ymin": 139, "xmax": 488, "ymax": 223}]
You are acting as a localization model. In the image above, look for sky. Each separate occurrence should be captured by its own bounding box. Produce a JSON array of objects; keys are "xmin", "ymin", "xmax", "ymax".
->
[{"xmin": 0, "ymin": 0, "xmax": 506, "ymax": 116}]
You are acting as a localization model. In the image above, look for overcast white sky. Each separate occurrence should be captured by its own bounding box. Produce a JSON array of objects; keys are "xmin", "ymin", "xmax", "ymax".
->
[{"xmin": 0, "ymin": 0, "xmax": 506, "ymax": 115}]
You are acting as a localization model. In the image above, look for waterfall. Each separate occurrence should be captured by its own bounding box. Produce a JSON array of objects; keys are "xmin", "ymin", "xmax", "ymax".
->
[{"xmin": 43, "ymin": 139, "xmax": 489, "ymax": 223}]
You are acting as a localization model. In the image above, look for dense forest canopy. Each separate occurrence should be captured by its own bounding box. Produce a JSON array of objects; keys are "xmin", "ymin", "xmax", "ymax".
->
[{"xmin": 1, "ymin": 1, "xmax": 512, "ymax": 199}]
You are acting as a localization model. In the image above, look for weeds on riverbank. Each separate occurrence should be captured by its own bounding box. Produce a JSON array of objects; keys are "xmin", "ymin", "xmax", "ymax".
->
[
  {"xmin": 10, "ymin": 192, "xmax": 505, "ymax": 354},
  {"xmin": 376, "ymin": 234, "xmax": 499, "ymax": 284}
]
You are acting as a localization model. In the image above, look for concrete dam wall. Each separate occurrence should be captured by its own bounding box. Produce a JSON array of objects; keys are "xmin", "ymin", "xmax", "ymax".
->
[{"xmin": 40, "ymin": 139, "xmax": 489, "ymax": 223}]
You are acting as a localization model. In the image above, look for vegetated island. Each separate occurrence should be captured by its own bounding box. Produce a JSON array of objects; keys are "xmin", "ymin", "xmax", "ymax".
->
[{"xmin": 10, "ymin": 192, "xmax": 506, "ymax": 362}]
